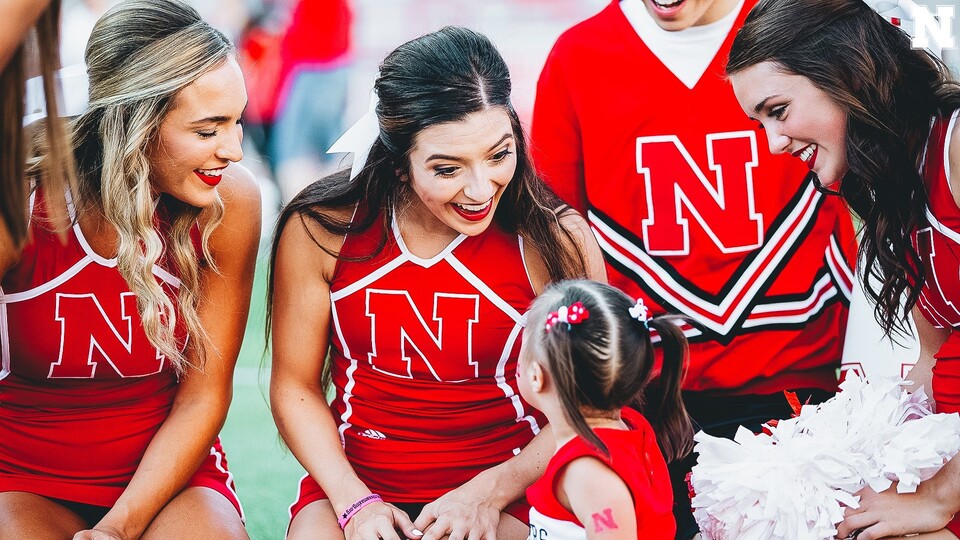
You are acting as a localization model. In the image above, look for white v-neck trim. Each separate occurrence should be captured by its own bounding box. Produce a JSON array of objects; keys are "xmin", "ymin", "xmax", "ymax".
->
[
  {"xmin": 66, "ymin": 190, "xmax": 117, "ymax": 267},
  {"xmin": 620, "ymin": 0, "xmax": 744, "ymax": 89},
  {"xmin": 390, "ymin": 211, "xmax": 467, "ymax": 268},
  {"xmin": 64, "ymin": 191, "xmax": 182, "ymax": 287}
]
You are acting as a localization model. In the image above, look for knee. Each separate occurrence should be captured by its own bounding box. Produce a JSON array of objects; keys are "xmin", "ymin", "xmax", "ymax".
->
[{"xmin": 142, "ymin": 487, "xmax": 248, "ymax": 540}]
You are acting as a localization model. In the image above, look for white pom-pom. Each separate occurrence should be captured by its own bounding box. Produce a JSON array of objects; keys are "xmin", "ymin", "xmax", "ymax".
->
[{"xmin": 690, "ymin": 375, "xmax": 960, "ymax": 539}]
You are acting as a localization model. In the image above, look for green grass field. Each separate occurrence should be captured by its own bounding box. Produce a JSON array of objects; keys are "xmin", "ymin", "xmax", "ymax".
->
[{"xmin": 220, "ymin": 255, "xmax": 306, "ymax": 540}]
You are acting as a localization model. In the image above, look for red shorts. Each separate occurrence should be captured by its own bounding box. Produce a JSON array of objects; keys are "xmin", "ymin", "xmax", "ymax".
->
[
  {"xmin": 948, "ymin": 516, "xmax": 960, "ymax": 537},
  {"xmin": 188, "ymin": 439, "xmax": 245, "ymax": 522},
  {"xmin": 289, "ymin": 474, "xmax": 530, "ymax": 525},
  {"xmin": 0, "ymin": 439, "xmax": 243, "ymax": 522}
]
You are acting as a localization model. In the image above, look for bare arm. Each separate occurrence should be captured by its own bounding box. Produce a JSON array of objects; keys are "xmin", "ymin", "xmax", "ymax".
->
[
  {"xmin": 269, "ymin": 209, "xmax": 417, "ymax": 540},
  {"xmin": 559, "ymin": 457, "xmax": 637, "ymax": 540},
  {"xmin": 903, "ymin": 306, "xmax": 950, "ymax": 395},
  {"xmin": 908, "ymin": 118, "xmax": 960, "ymax": 394},
  {"xmin": 87, "ymin": 165, "xmax": 260, "ymax": 538},
  {"xmin": 0, "ymin": 216, "xmax": 19, "ymax": 277},
  {"xmin": 837, "ymin": 457, "xmax": 960, "ymax": 540},
  {"xmin": 558, "ymin": 209, "xmax": 607, "ymax": 284}
]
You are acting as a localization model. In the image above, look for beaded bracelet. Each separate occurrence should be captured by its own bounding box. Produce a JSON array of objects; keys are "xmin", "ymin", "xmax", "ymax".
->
[{"xmin": 337, "ymin": 494, "xmax": 383, "ymax": 529}]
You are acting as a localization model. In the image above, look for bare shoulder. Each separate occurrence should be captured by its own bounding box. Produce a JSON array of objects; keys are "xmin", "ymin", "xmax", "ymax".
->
[
  {"xmin": 0, "ymin": 222, "xmax": 20, "ymax": 277},
  {"xmin": 275, "ymin": 204, "xmax": 354, "ymax": 281},
  {"xmin": 556, "ymin": 206, "xmax": 591, "ymax": 237},
  {"xmin": 555, "ymin": 206, "xmax": 607, "ymax": 283},
  {"xmin": 203, "ymin": 163, "xmax": 262, "ymax": 263},
  {"xmin": 558, "ymin": 456, "xmax": 636, "ymax": 539},
  {"xmin": 523, "ymin": 206, "xmax": 607, "ymax": 293},
  {"xmin": 218, "ymin": 162, "xmax": 262, "ymax": 213}
]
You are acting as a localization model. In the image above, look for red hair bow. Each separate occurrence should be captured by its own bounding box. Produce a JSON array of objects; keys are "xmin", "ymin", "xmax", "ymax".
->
[{"xmin": 545, "ymin": 302, "xmax": 590, "ymax": 332}]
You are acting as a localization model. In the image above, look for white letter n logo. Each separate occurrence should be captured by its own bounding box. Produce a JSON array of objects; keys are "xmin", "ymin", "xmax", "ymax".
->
[
  {"xmin": 366, "ymin": 290, "xmax": 479, "ymax": 382},
  {"xmin": 638, "ymin": 132, "xmax": 763, "ymax": 256},
  {"xmin": 50, "ymin": 292, "xmax": 165, "ymax": 378}
]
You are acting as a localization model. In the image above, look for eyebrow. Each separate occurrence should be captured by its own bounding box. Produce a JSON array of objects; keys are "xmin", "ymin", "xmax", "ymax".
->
[
  {"xmin": 425, "ymin": 133, "xmax": 513, "ymax": 162},
  {"xmin": 753, "ymin": 95, "xmax": 777, "ymax": 114},
  {"xmin": 188, "ymin": 104, "xmax": 248, "ymax": 126},
  {"xmin": 189, "ymin": 116, "xmax": 231, "ymax": 125}
]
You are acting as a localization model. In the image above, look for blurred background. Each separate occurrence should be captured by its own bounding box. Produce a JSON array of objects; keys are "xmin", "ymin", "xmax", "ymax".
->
[{"xmin": 55, "ymin": 1, "xmax": 960, "ymax": 538}]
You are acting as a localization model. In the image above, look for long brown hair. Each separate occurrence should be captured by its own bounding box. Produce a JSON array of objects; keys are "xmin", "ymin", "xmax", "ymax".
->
[
  {"xmin": 2, "ymin": 0, "xmax": 75, "ymax": 247},
  {"xmin": 267, "ymin": 26, "xmax": 588, "ymax": 336},
  {"xmin": 527, "ymin": 280, "xmax": 692, "ymax": 462},
  {"xmin": 727, "ymin": 0, "xmax": 960, "ymax": 336}
]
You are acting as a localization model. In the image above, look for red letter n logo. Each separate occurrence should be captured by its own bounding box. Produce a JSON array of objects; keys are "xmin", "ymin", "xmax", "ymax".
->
[
  {"xmin": 638, "ymin": 132, "xmax": 763, "ymax": 256},
  {"xmin": 592, "ymin": 508, "xmax": 619, "ymax": 533},
  {"xmin": 50, "ymin": 292, "xmax": 165, "ymax": 378},
  {"xmin": 366, "ymin": 290, "xmax": 480, "ymax": 382}
]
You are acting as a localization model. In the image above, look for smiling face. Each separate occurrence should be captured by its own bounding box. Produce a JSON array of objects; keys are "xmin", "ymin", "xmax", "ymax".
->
[
  {"xmin": 404, "ymin": 107, "xmax": 517, "ymax": 237},
  {"xmin": 729, "ymin": 61, "xmax": 849, "ymax": 191},
  {"xmin": 148, "ymin": 56, "xmax": 247, "ymax": 208},
  {"xmin": 642, "ymin": 0, "xmax": 739, "ymax": 30}
]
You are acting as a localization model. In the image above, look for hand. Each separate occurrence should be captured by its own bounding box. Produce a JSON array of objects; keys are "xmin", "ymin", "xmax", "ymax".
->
[
  {"xmin": 345, "ymin": 501, "xmax": 421, "ymax": 540},
  {"xmin": 414, "ymin": 484, "xmax": 502, "ymax": 540},
  {"xmin": 835, "ymin": 483, "xmax": 954, "ymax": 540},
  {"xmin": 73, "ymin": 526, "xmax": 125, "ymax": 540}
]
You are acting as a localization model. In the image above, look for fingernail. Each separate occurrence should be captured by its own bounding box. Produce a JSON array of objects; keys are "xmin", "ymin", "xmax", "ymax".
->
[{"xmin": 412, "ymin": 530, "xmax": 423, "ymax": 537}]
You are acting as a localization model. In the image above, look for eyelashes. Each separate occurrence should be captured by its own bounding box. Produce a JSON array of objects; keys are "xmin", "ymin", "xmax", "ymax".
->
[
  {"xmin": 196, "ymin": 118, "xmax": 243, "ymax": 139},
  {"xmin": 431, "ymin": 148, "xmax": 514, "ymax": 178},
  {"xmin": 754, "ymin": 105, "xmax": 788, "ymax": 131}
]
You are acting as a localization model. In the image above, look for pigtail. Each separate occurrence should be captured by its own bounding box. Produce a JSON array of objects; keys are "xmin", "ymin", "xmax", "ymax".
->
[
  {"xmin": 541, "ymin": 322, "xmax": 610, "ymax": 456},
  {"xmin": 643, "ymin": 317, "xmax": 693, "ymax": 463}
]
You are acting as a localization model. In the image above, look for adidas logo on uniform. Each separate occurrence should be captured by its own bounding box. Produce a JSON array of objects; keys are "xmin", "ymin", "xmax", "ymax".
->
[{"xmin": 360, "ymin": 429, "xmax": 387, "ymax": 440}]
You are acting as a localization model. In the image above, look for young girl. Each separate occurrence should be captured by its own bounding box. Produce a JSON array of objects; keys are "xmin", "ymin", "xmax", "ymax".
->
[{"xmin": 518, "ymin": 279, "xmax": 692, "ymax": 540}]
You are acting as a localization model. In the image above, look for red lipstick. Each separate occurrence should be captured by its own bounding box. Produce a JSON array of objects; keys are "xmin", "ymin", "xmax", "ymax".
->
[
  {"xmin": 451, "ymin": 201, "xmax": 493, "ymax": 222},
  {"xmin": 194, "ymin": 169, "xmax": 224, "ymax": 187}
]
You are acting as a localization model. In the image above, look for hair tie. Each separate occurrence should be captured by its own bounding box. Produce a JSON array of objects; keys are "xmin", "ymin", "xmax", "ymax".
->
[
  {"xmin": 628, "ymin": 298, "xmax": 651, "ymax": 329},
  {"xmin": 545, "ymin": 302, "xmax": 589, "ymax": 332},
  {"xmin": 328, "ymin": 88, "xmax": 380, "ymax": 179}
]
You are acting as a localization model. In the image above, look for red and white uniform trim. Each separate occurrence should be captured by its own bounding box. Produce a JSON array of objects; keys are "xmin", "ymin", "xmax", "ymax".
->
[
  {"xmin": 319, "ymin": 210, "xmax": 543, "ymax": 503},
  {"xmin": 0, "ymin": 190, "xmax": 242, "ymax": 517}
]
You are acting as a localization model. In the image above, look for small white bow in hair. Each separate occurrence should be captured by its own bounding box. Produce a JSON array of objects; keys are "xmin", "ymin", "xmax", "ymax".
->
[
  {"xmin": 628, "ymin": 298, "xmax": 650, "ymax": 327},
  {"xmin": 328, "ymin": 90, "xmax": 380, "ymax": 179}
]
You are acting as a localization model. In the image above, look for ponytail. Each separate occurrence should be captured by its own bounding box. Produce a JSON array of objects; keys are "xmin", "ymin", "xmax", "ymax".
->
[{"xmin": 643, "ymin": 316, "xmax": 693, "ymax": 462}]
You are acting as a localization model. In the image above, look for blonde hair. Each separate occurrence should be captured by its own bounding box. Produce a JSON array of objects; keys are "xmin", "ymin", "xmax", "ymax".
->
[
  {"xmin": 68, "ymin": 0, "xmax": 233, "ymax": 373},
  {"xmin": 3, "ymin": 0, "xmax": 76, "ymax": 246}
]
